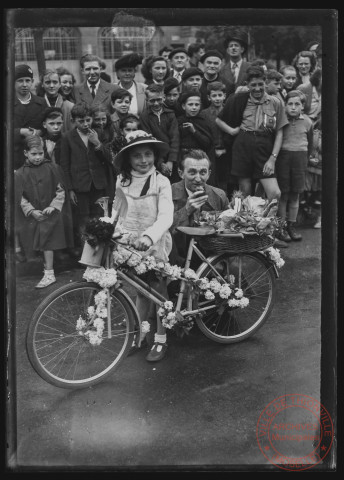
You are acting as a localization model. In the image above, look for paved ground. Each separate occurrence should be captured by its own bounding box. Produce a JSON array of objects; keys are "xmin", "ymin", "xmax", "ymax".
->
[{"xmin": 8, "ymin": 224, "xmax": 322, "ymax": 470}]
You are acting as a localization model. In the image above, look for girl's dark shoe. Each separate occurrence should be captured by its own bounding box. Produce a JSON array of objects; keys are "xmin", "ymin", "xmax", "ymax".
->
[
  {"xmin": 146, "ymin": 342, "xmax": 168, "ymax": 362},
  {"xmin": 287, "ymin": 222, "xmax": 302, "ymax": 241}
]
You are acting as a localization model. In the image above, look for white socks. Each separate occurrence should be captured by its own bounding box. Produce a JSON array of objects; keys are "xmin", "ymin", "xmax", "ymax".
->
[{"xmin": 154, "ymin": 333, "xmax": 166, "ymax": 344}]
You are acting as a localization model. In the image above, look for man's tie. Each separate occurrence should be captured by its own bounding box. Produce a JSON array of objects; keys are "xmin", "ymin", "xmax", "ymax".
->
[
  {"xmin": 174, "ymin": 71, "xmax": 181, "ymax": 83},
  {"xmin": 231, "ymin": 63, "xmax": 238, "ymax": 83},
  {"xmin": 90, "ymin": 85, "xmax": 96, "ymax": 99}
]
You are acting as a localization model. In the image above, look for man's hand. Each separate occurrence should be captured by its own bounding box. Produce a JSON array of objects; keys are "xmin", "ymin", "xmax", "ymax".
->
[
  {"xmin": 69, "ymin": 190, "xmax": 78, "ymax": 205},
  {"xmin": 262, "ymin": 158, "xmax": 276, "ymax": 176},
  {"xmin": 31, "ymin": 210, "xmax": 47, "ymax": 222},
  {"xmin": 185, "ymin": 189, "xmax": 208, "ymax": 215},
  {"xmin": 42, "ymin": 206, "xmax": 56, "ymax": 216},
  {"xmin": 133, "ymin": 235, "xmax": 153, "ymax": 251}
]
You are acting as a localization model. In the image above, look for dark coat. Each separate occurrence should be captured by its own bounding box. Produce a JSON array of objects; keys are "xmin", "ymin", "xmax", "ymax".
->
[
  {"xmin": 59, "ymin": 128, "xmax": 109, "ymax": 193},
  {"xmin": 139, "ymin": 107, "xmax": 180, "ymax": 164},
  {"xmin": 13, "ymin": 94, "xmax": 47, "ymax": 169},
  {"xmin": 219, "ymin": 60, "xmax": 251, "ymax": 96},
  {"xmin": 15, "ymin": 160, "xmax": 74, "ymax": 251},
  {"xmin": 177, "ymin": 113, "xmax": 214, "ymax": 156},
  {"xmin": 170, "ymin": 179, "xmax": 229, "ymax": 263}
]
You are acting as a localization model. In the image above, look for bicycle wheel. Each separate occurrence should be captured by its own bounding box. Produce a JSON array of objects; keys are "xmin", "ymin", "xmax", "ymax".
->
[
  {"xmin": 26, "ymin": 281, "xmax": 137, "ymax": 389},
  {"xmin": 194, "ymin": 252, "xmax": 276, "ymax": 343}
]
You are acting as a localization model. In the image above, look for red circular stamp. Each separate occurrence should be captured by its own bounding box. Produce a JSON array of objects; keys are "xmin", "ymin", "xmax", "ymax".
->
[{"xmin": 256, "ymin": 394, "xmax": 334, "ymax": 471}]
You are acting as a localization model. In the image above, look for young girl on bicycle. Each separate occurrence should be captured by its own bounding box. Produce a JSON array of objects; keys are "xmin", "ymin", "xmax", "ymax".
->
[{"xmin": 112, "ymin": 130, "xmax": 173, "ymax": 362}]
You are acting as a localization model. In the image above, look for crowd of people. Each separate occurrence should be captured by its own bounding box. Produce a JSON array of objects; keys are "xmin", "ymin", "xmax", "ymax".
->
[{"xmin": 13, "ymin": 32, "xmax": 322, "ymax": 361}]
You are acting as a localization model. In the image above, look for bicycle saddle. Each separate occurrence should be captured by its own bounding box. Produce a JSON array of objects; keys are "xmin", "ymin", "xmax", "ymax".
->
[{"xmin": 176, "ymin": 226, "xmax": 216, "ymax": 236}]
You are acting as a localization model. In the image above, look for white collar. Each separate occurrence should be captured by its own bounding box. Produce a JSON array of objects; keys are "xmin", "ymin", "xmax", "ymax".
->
[
  {"xmin": 18, "ymin": 93, "xmax": 32, "ymax": 104},
  {"xmin": 87, "ymin": 80, "xmax": 100, "ymax": 91},
  {"xmin": 231, "ymin": 59, "xmax": 242, "ymax": 68}
]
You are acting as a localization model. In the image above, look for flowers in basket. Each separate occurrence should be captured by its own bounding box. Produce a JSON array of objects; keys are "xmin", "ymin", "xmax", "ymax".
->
[
  {"xmin": 196, "ymin": 190, "xmax": 282, "ymax": 236},
  {"xmin": 82, "ymin": 217, "xmax": 115, "ymax": 248},
  {"xmin": 261, "ymin": 246, "xmax": 285, "ymax": 269}
]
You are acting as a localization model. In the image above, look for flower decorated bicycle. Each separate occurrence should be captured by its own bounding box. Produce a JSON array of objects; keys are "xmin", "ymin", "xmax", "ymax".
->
[{"xmin": 26, "ymin": 193, "xmax": 285, "ymax": 389}]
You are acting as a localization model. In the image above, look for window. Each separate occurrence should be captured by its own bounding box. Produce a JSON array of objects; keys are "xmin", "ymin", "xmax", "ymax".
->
[
  {"xmin": 98, "ymin": 26, "xmax": 161, "ymax": 60},
  {"xmin": 15, "ymin": 27, "xmax": 80, "ymax": 62},
  {"xmin": 42, "ymin": 27, "xmax": 80, "ymax": 60},
  {"xmin": 15, "ymin": 28, "xmax": 35, "ymax": 61}
]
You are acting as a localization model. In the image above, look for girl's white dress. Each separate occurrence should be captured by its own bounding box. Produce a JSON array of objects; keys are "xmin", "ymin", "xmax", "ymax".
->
[{"xmin": 112, "ymin": 165, "xmax": 173, "ymax": 262}]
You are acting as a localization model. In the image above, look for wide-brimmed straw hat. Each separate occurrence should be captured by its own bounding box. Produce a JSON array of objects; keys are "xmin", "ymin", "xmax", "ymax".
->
[{"xmin": 114, "ymin": 130, "xmax": 170, "ymax": 171}]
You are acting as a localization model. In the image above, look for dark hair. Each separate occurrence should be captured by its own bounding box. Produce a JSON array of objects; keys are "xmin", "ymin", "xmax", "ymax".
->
[
  {"xmin": 159, "ymin": 46, "xmax": 172, "ymax": 56},
  {"xmin": 206, "ymin": 81, "xmax": 226, "ymax": 94},
  {"xmin": 279, "ymin": 65, "xmax": 297, "ymax": 76},
  {"xmin": 187, "ymin": 43, "xmax": 205, "ymax": 57},
  {"xmin": 120, "ymin": 114, "xmax": 140, "ymax": 130},
  {"xmin": 292, "ymin": 51, "xmax": 317, "ymax": 74},
  {"xmin": 178, "ymin": 149, "xmax": 211, "ymax": 171},
  {"xmin": 111, "ymin": 87, "xmax": 133, "ymax": 103},
  {"xmin": 90, "ymin": 105, "xmax": 112, "ymax": 126},
  {"xmin": 56, "ymin": 67, "xmax": 76, "ymax": 84},
  {"xmin": 119, "ymin": 143, "xmax": 160, "ymax": 185},
  {"xmin": 266, "ymin": 69, "xmax": 283, "ymax": 82},
  {"xmin": 250, "ymin": 58, "xmax": 267, "ymax": 68},
  {"xmin": 246, "ymin": 66, "xmax": 266, "ymax": 82},
  {"xmin": 141, "ymin": 55, "xmax": 170, "ymax": 83},
  {"xmin": 179, "ymin": 89, "xmax": 201, "ymax": 105},
  {"xmin": 286, "ymin": 89, "xmax": 306, "ymax": 105},
  {"xmin": 145, "ymin": 83, "xmax": 165, "ymax": 96},
  {"xmin": 42, "ymin": 106, "xmax": 63, "ymax": 122},
  {"xmin": 310, "ymin": 68, "xmax": 322, "ymax": 89},
  {"xmin": 71, "ymin": 102, "xmax": 92, "ymax": 119},
  {"xmin": 80, "ymin": 54, "xmax": 102, "ymax": 68}
]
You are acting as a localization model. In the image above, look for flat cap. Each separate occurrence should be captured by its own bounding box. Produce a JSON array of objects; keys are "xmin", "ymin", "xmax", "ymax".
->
[
  {"xmin": 168, "ymin": 47, "xmax": 188, "ymax": 60},
  {"xmin": 163, "ymin": 77, "xmax": 180, "ymax": 94},
  {"xmin": 181, "ymin": 67, "xmax": 204, "ymax": 82}
]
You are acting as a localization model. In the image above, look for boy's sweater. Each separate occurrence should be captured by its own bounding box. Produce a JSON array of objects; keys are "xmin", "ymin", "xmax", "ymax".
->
[
  {"xmin": 177, "ymin": 113, "xmax": 213, "ymax": 154},
  {"xmin": 139, "ymin": 106, "xmax": 180, "ymax": 164},
  {"xmin": 281, "ymin": 114, "xmax": 314, "ymax": 156}
]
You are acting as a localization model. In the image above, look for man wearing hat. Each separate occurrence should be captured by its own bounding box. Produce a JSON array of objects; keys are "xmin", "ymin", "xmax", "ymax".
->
[
  {"xmin": 114, "ymin": 53, "xmax": 147, "ymax": 116},
  {"xmin": 219, "ymin": 32, "xmax": 251, "ymax": 96},
  {"xmin": 199, "ymin": 50, "xmax": 225, "ymax": 108},
  {"xmin": 169, "ymin": 47, "xmax": 189, "ymax": 83},
  {"xmin": 14, "ymin": 64, "xmax": 47, "ymax": 170}
]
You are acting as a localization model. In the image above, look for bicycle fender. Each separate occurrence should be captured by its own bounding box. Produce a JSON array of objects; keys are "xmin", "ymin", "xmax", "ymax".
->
[{"xmin": 115, "ymin": 287, "xmax": 143, "ymax": 345}]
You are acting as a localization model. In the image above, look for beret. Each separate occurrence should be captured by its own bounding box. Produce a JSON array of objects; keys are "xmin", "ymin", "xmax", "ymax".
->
[
  {"xmin": 182, "ymin": 67, "xmax": 204, "ymax": 82},
  {"xmin": 168, "ymin": 47, "xmax": 188, "ymax": 60},
  {"xmin": 163, "ymin": 77, "xmax": 180, "ymax": 94},
  {"xmin": 200, "ymin": 50, "xmax": 224, "ymax": 63},
  {"xmin": 115, "ymin": 53, "xmax": 142, "ymax": 70},
  {"xmin": 15, "ymin": 64, "xmax": 34, "ymax": 81}
]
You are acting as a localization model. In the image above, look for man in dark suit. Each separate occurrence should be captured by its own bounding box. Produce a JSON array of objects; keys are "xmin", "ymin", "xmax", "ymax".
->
[
  {"xmin": 219, "ymin": 32, "xmax": 251, "ymax": 96},
  {"xmin": 74, "ymin": 54, "xmax": 119, "ymax": 109},
  {"xmin": 170, "ymin": 149, "xmax": 229, "ymax": 265}
]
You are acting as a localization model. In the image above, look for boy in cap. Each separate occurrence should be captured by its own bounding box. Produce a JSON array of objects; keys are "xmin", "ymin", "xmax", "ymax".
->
[
  {"xmin": 219, "ymin": 32, "xmax": 251, "ymax": 96},
  {"xmin": 199, "ymin": 50, "xmax": 225, "ymax": 108},
  {"xmin": 169, "ymin": 47, "xmax": 189, "ymax": 83},
  {"xmin": 14, "ymin": 64, "xmax": 47, "ymax": 170},
  {"xmin": 114, "ymin": 53, "xmax": 147, "ymax": 116},
  {"xmin": 14, "ymin": 64, "xmax": 47, "ymax": 262}
]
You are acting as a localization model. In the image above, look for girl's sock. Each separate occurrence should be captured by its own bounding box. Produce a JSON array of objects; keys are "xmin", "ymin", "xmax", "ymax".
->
[{"xmin": 154, "ymin": 333, "xmax": 166, "ymax": 344}]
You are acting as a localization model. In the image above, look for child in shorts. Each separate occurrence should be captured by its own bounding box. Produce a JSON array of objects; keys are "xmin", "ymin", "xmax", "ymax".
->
[{"xmin": 275, "ymin": 90, "xmax": 314, "ymax": 242}]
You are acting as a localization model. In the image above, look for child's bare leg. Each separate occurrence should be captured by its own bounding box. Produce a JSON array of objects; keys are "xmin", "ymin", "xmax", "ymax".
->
[
  {"xmin": 43, "ymin": 250, "xmax": 54, "ymax": 270},
  {"xmin": 259, "ymin": 177, "xmax": 281, "ymax": 202},
  {"xmin": 287, "ymin": 192, "xmax": 300, "ymax": 222}
]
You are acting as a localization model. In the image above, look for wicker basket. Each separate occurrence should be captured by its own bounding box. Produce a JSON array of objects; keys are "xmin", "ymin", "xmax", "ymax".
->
[{"xmin": 198, "ymin": 233, "xmax": 274, "ymax": 254}]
